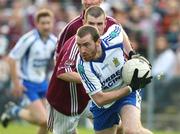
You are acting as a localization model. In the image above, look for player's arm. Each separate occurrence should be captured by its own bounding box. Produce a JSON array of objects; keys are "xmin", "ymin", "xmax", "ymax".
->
[
  {"xmin": 6, "ymin": 56, "xmax": 24, "ymax": 97},
  {"xmin": 7, "ymin": 57, "xmax": 19, "ymax": 86},
  {"xmin": 77, "ymin": 59, "xmax": 132, "ymax": 107},
  {"xmin": 93, "ymin": 69, "xmax": 152, "ymax": 107},
  {"xmin": 77, "ymin": 59, "xmax": 152, "ymax": 107},
  {"xmin": 58, "ymin": 72, "xmax": 81, "ymax": 83},
  {"xmin": 56, "ymin": 39, "xmax": 81, "ymax": 83},
  {"xmin": 120, "ymin": 26, "xmax": 151, "ymax": 67},
  {"xmin": 91, "ymin": 86, "xmax": 131, "ymax": 107},
  {"xmin": 8, "ymin": 35, "xmax": 33, "ymax": 96},
  {"xmin": 122, "ymin": 27, "xmax": 134, "ymax": 56},
  {"xmin": 92, "ymin": 71, "xmax": 152, "ymax": 107}
]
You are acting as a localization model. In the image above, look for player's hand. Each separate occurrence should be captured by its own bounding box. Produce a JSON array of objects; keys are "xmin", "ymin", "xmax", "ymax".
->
[
  {"xmin": 128, "ymin": 51, "xmax": 152, "ymax": 69},
  {"xmin": 129, "ymin": 69, "xmax": 153, "ymax": 91},
  {"xmin": 12, "ymin": 84, "xmax": 25, "ymax": 98}
]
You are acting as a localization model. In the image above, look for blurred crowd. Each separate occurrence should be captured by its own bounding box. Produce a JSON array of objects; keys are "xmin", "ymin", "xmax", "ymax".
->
[{"xmin": 0, "ymin": 0, "xmax": 180, "ymax": 128}]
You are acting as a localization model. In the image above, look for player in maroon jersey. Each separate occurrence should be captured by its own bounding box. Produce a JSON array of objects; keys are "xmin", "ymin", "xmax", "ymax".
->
[{"xmin": 46, "ymin": 4, "xmax": 119, "ymax": 134}]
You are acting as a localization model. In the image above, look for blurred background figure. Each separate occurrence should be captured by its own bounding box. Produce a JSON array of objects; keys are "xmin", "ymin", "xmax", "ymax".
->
[{"xmin": 1, "ymin": 8, "xmax": 57, "ymax": 134}]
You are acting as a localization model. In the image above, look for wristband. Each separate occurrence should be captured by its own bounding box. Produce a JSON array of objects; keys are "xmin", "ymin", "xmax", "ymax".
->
[
  {"xmin": 128, "ymin": 51, "xmax": 136, "ymax": 59},
  {"xmin": 127, "ymin": 85, "xmax": 132, "ymax": 93}
]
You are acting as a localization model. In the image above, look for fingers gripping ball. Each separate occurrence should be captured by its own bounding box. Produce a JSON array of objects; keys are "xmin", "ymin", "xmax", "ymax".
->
[{"xmin": 122, "ymin": 58, "xmax": 152, "ymax": 85}]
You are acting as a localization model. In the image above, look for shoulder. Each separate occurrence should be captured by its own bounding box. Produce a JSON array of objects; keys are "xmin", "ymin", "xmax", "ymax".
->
[
  {"xmin": 101, "ymin": 24, "xmax": 122, "ymax": 40},
  {"xmin": 100, "ymin": 24, "xmax": 124, "ymax": 48},
  {"xmin": 20, "ymin": 30, "xmax": 36, "ymax": 40},
  {"xmin": 17, "ymin": 30, "xmax": 37, "ymax": 45},
  {"xmin": 60, "ymin": 36, "xmax": 76, "ymax": 54},
  {"xmin": 63, "ymin": 36, "xmax": 76, "ymax": 48},
  {"xmin": 49, "ymin": 34, "xmax": 57, "ymax": 43},
  {"xmin": 76, "ymin": 56, "xmax": 90, "ymax": 71},
  {"xmin": 106, "ymin": 16, "xmax": 117, "ymax": 24}
]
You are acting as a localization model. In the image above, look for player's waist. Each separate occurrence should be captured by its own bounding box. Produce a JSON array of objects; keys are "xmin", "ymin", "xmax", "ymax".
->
[{"xmin": 20, "ymin": 72, "xmax": 47, "ymax": 83}]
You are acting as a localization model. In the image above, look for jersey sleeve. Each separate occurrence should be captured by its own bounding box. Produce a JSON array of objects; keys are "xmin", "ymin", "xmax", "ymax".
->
[
  {"xmin": 76, "ymin": 57, "xmax": 102, "ymax": 95},
  {"xmin": 9, "ymin": 33, "xmax": 36, "ymax": 60},
  {"xmin": 56, "ymin": 37, "xmax": 77, "ymax": 76},
  {"xmin": 101, "ymin": 24, "xmax": 124, "ymax": 48}
]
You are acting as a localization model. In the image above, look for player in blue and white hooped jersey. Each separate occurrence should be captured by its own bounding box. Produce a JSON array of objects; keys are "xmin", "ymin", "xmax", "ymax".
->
[
  {"xmin": 0, "ymin": 9, "xmax": 56, "ymax": 134},
  {"xmin": 76, "ymin": 25, "xmax": 153, "ymax": 134}
]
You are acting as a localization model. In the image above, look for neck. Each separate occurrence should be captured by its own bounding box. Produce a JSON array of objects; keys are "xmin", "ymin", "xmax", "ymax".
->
[
  {"xmin": 94, "ymin": 44, "xmax": 102, "ymax": 60},
  {"xmin": 38, "ymin": 31, "xmax": 49, "ymax": 42}
]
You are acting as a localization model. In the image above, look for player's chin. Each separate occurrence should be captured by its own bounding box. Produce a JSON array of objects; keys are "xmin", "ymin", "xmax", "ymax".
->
[{"xmin": 83, "ymin": 56, "xmax": 91, "ymax": 61}]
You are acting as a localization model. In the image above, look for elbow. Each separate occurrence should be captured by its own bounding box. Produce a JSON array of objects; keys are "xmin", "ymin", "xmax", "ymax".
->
[
  {"xmin": 93, "ymin": 96, "xmax": 106, "ymax": 107},
  {"xmin": 91, "ymin": 92, "xmax": 107, "ymax": 107}
]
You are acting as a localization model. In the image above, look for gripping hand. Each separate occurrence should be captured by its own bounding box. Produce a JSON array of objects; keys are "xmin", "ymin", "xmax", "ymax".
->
[
  {"xmin": 129, "ymin": 51, "xmax": 152, "ymax": 69},
  {"xmin": 129, "ymin": 69, "xmax": 153, "ymax": 91}
]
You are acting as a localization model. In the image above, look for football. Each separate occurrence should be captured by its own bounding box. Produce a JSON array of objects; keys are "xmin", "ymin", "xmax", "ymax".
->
[{"xmin": 122, "ymin": 58, "xmax": 151, "ymax": 84}]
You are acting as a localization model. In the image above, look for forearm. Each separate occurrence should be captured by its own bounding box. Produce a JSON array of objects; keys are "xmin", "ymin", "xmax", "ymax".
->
[
  {"xmin": 57, "ymin": 72, "xmax": 81, "ymax": 83},
  {"xmin": 7, "ymin": 57, "xmax": 20, "ymax": 86},
  {"xmin": 122, "ymin": 29, "xmax": 133, "ymax": 55},
  {"xmin": 91, "ymin": 86, "xmax": 131, "ymax": 107}
]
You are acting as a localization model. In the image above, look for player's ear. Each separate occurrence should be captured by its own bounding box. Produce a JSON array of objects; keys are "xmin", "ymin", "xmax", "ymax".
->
[
  {"xmin": 105, "ymin": 19, "xmax": 107, "ymax": 26},
  {"xmin": 96, "ymin": 39, "xmax": 101, "ymax": 46},
  {"xmin": 83, "ymin": 19, "xmax": 86, "ymax": 25}
]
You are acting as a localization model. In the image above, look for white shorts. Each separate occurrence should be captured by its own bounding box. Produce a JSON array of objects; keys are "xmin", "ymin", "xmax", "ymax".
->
[{"xmin": 47, "ymin": 101, "xmax": 92, "ymax": 134}]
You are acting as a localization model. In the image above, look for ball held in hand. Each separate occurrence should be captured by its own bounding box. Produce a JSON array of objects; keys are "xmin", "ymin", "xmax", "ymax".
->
[{"xmin": 122, "ymin": 58, "xmax": 152, "ymax": 84}]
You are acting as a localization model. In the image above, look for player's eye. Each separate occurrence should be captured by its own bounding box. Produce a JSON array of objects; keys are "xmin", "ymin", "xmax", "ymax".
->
[
  {"xmin": 88, "ymin": 22, "xmax": 95, "ymax": 26},
  {"xmin": 97, "ymin": 23, "xmax": 103, "ymax": 26},
  {"xmin": 77, "ymin": 43, "xmax": 81, "ymax": 48}
]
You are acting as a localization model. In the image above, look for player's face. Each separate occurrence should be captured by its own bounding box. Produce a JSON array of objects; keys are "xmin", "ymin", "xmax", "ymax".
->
[
  {"xmin": 84, "ymin": 14, "xmax": 106, "ymax": 35},
  {"xmin": 36, "ymin": 16, "xmax": 54, "ymax": 37},
  {"xmin": 81, "ymin": 0, "xmax": 103, "ymax": 9},
  {"xmin": 77, "ymin": 34, "xmax": 98, "ymax": 61}
]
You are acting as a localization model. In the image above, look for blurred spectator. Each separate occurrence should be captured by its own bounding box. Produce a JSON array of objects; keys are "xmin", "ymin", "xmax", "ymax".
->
[
  {"xmin": 152, "ymin": 35, "xmax": 176, "ymax": 79},
  {"xmin": 166, "ymin": 20, "xmax": 179, "ymax": 48},
  {"xmin": 152, "ymin": 35, "xmax": 177, "ymax": 112},
  {"xmin": 160, "ymin": 0, "xmax": 179, "ymax": 33},
  {"xmin": 175, "ymin": 53, "xmax": 180, "ymax": 75}
]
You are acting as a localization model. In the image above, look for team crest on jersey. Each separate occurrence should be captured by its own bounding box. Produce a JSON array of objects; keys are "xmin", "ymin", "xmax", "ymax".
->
[
  {"xmin": 110, "ymin": 31, "xmax": 118, "ymax": 38},
  {"xmin": 113, "ymin": 57, "xmax": 120, "ymax": 67},
  {"xmin": 65, "ymin": 59, "xmax": 74, "ymax": 67}
]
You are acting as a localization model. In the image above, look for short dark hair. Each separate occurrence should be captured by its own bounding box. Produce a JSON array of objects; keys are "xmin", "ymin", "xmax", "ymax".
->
[
  {"xmin": 77, "ymin": 25, "xmax": 100, "ymax": 42},
  {"xmin": 35, "ymin": 8, "xmax": 54, "ymax": 22},
  {"xmin": 84, "ymin": 5, "xmax": 105, "ymax": 20}
]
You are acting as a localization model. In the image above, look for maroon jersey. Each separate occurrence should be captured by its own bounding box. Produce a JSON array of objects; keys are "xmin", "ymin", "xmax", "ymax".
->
[
  {"xmin": 46, "ymin": 36, "xmax": 89, "ymax": 116},
  {"xmin": 55, "ymin": 11, "xmax": 117, "ymax": 60}
]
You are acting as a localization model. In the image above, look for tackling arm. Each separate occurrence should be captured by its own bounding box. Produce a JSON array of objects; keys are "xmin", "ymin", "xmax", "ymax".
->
[
  {"xmin": 57, "ymin": 72, "xmax": 81, "ymax": 83},
  {"xmin": 122, "ymin": 28, "xmax": 134, "ymax": 56}
]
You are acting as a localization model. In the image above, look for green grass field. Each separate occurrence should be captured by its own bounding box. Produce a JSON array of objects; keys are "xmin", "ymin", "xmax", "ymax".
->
[{"xmin": 0, "ymin": 123, "xmax": 179, "ymax": 134}]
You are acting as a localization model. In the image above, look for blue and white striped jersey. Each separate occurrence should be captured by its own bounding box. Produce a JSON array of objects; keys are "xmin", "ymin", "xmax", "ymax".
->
[
  {"xmin": 9, "ymin": 29, "xmax": 57, "ymax": 83},
  {"xmin": 76, "ymin": 24, "xmax": 126, "ymax": 108}
]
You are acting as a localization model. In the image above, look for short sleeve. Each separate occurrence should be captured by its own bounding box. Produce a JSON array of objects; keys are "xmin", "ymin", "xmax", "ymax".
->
[
  {"xmin": 76, "ymin": 58, "xmax": 102, "ymax": 95},
  {"xmin": 9, "ymin": 34, "xmax": 36, "ymax": 60}
]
